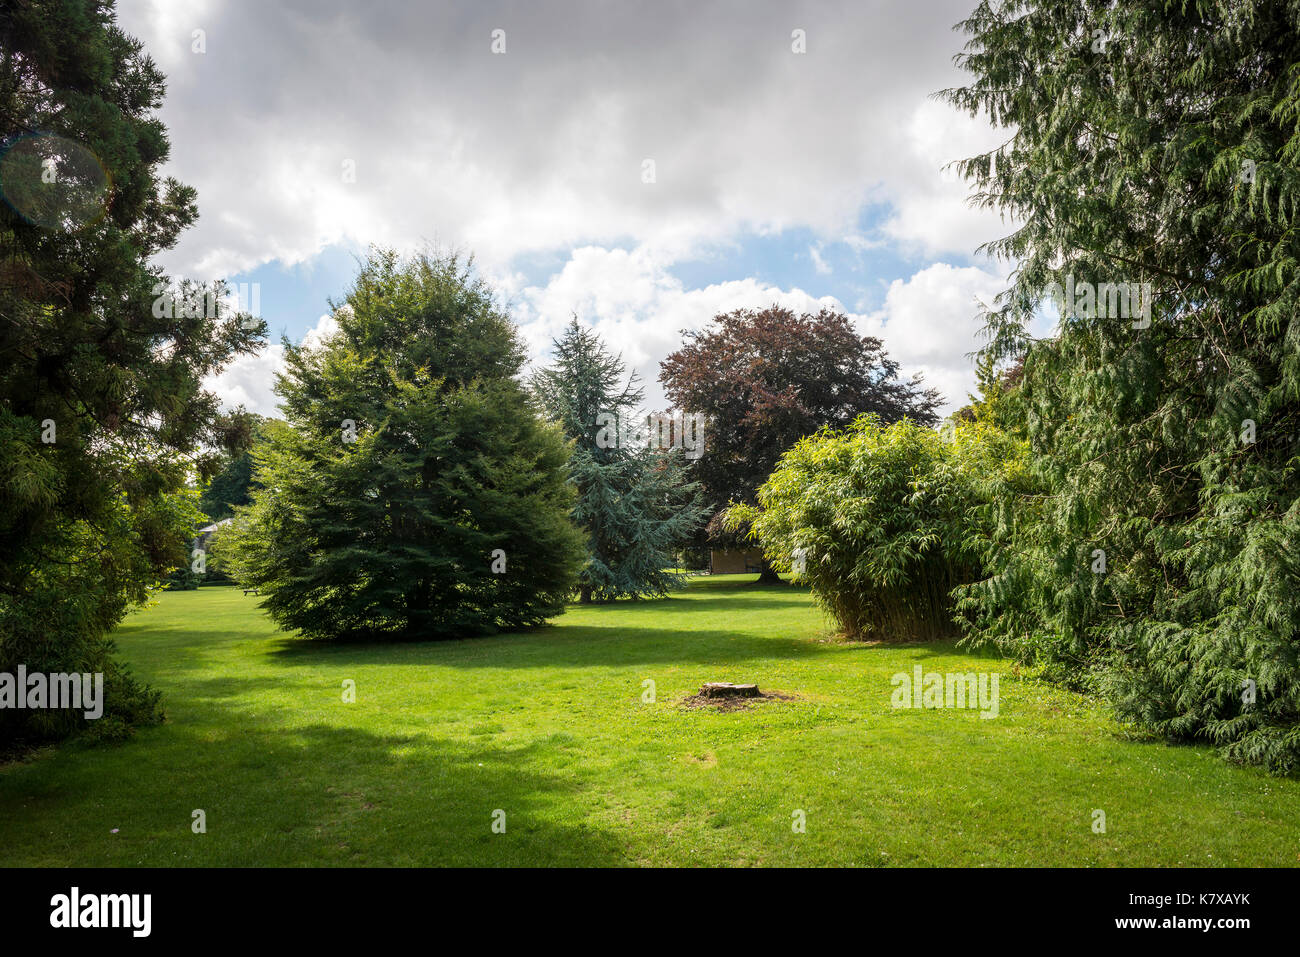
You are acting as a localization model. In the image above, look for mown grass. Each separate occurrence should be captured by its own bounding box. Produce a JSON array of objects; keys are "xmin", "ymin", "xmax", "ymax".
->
[{"xmin": 2, "ymin": 576, "xmax": 1297, "ymax": 866}]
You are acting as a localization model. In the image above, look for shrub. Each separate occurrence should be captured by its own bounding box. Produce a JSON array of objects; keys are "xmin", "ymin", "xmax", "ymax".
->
[{"xmin": 726, "ymin": 415, "xmax": 1027, "ymax": 641}]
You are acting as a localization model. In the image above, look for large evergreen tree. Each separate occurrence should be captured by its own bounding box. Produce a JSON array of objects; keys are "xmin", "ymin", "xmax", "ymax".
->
[
  {"xmin": 532, "ymin": 318, "xmax": 706, "ymax": 602},
  {"xmin": 945, "ymin": 0, "xmax": 1300, "ymax": 771},
  {"xmin": 223, "ymin": 250, "xmax": 584, "ymax": 640},
  {"xmin": 0, "ymin": 0, "xmax": 262, "ymax": 744}
]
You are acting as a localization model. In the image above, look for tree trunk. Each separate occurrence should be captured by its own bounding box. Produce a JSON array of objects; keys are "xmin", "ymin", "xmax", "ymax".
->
[
  {"xmin": 579, "ymin": 585, "xmax": 593, "ymax": 604},
  {"xmin": 755, "ymin": 556, "xmax": 783, "ymax": 584}
]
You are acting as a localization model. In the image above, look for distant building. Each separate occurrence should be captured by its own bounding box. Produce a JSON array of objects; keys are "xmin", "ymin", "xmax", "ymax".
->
[
  {"xmin": 194, "ymin": 517, "xmax": 233, "ymax": 549},
  {"xmin": 709, "ymin": 547, "xmax": 765, "ymax": 575}
]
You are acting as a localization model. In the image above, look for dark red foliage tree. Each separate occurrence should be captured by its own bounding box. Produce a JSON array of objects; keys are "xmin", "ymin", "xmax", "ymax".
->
[{"xmin": 660, "ymin": 305, "xmax": 941, "ymax": 582}]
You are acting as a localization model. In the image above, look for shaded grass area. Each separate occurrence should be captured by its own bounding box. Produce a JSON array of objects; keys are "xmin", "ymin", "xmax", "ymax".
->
[{"xmin": 2, "ymin": 576, "xmax": 1298, "ymax": 866}]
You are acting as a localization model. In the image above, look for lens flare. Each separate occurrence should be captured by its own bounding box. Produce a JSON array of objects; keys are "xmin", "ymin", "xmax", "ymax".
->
[{"xmin": 0, "ymin": 132, "xmax": 111, "ymax": 230}]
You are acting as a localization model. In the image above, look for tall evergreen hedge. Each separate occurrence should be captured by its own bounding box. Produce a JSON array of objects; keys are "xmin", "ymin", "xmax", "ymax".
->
[{"xmin": 945, "ymin": 0, "xmax": 1300, "ymax": 771}]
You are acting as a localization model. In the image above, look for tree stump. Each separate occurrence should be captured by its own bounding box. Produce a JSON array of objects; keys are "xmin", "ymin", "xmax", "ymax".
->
[{"xmin": 699, "ymin": 682, "xmax": 760, "ymax": 699}]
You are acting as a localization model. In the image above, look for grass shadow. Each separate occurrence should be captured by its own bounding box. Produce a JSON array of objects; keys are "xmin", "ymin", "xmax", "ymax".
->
[
  {"xmin": 264, "ymin": 624, "xmax": 829, "ymax": 669},
  {"xmin": 0, "ymin": 718, "xmax": 630, "ymax": 866}
]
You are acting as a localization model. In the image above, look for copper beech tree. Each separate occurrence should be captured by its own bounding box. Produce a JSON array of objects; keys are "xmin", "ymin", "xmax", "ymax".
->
[{"xmin": 659, "ymin": 305, "xmax": 940, "ymax": 582}]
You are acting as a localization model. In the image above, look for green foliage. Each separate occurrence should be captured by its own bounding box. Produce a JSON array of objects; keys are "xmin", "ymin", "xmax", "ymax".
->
[
  {"xmin": 0, "ymin": 1, "xmax": 260, "ymax": 745},
  {"xmin": 727, "ymin": 415, "xmax": 1028, "ymax": 641},
  {"xmin": 162, "ymin": 566, "xmax": 203, "ymax": 591},
  {"xmin": 222, "ymin": 249, "xmax": 585, "ymax": 640},
  {"xmin": 944, "ymin": 0, "xmax": 1300, "ymax": 771},
  {"xmin": 532, "ymin": 318, "xmax": 707, "ymax": 602},
  {"xmin": 954, "ymin": 353, "xmax": 1025, "ymax": 436},
  {"xmin": 565, "ymin": 445, "xmax": 706, "ymax": 602},
  {"xmin": 0, "ymin": 470, "xmax": 189, "ymax": 746},
  {"xmin": 198, "ymin": 408, "xmax": 266, "ymax": 522},
  {"xmin": 660, "ymin": 305, "xmax": 941, "ymax": 578}
]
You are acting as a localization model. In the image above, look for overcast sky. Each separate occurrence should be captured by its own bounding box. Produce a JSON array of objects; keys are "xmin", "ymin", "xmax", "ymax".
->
[{"xmin": 116, "ymin": 0, "xmax": 1019, "ymax": 416}]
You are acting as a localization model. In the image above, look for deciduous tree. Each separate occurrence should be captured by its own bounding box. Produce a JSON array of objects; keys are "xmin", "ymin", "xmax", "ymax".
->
[{"xmin": 659, "ymin": 305, "xmax": 940, "ymax": 581}]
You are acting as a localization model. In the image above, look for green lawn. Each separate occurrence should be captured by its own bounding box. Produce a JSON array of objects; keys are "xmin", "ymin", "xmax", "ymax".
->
[{"xmin": 2, "ymin": 577, "xmax": 1298, "ymax": 867}]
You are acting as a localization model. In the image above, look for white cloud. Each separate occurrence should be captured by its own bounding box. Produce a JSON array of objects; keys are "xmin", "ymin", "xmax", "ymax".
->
[
  {"xmin": 878, "ymin": 99, "xmax": 1016, "ymax": 259},
  {"xmin": 860, "ymin": 262, "xmax": 1009, "ymax": 412},
  {"xmin": 114, "ymin": 0, "xmax": 1004, "ymax": 280},
  {"xmin": 511, "ymin": 246, "xmax": 846, "ymax": 411},
  {"xmin": 809, "ymin": 244, "xmax": 832, "ymax": 275},
  {"xmin": 202, "ymin": 312, "xmax": 336, "ymax": 416},
  {"xmin": 144, "ymin": 1, "xmax": 1018, "ymax": 419},
  {"xmin": 202, "ymin": 344, "xmax": 284, "ymax": 416}
]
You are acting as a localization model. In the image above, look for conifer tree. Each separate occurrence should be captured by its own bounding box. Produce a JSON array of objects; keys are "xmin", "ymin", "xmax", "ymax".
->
[
  {"xmin": 224, "ymin": 250, "xmax": 584, "ymax": 640},
  {"xmin": 0, "ymin": 0, "xmax": 262, "ymax": 744},
  {"xmin": 199, "ymin": 408, "xmax": 267, "ymax": 522},
  {"xmin": 532, "ymin": 318, "xmax": 706, "ymax": 602},
  {"xmin": 945, "ymin": 0, "xmax": 1300, "ymax": 771}
]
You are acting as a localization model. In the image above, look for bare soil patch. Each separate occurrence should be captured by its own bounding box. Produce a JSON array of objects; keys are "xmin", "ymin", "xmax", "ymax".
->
[{"xmin": 679, "ymin": 683, "xmax": 799, "ymax": 712}]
